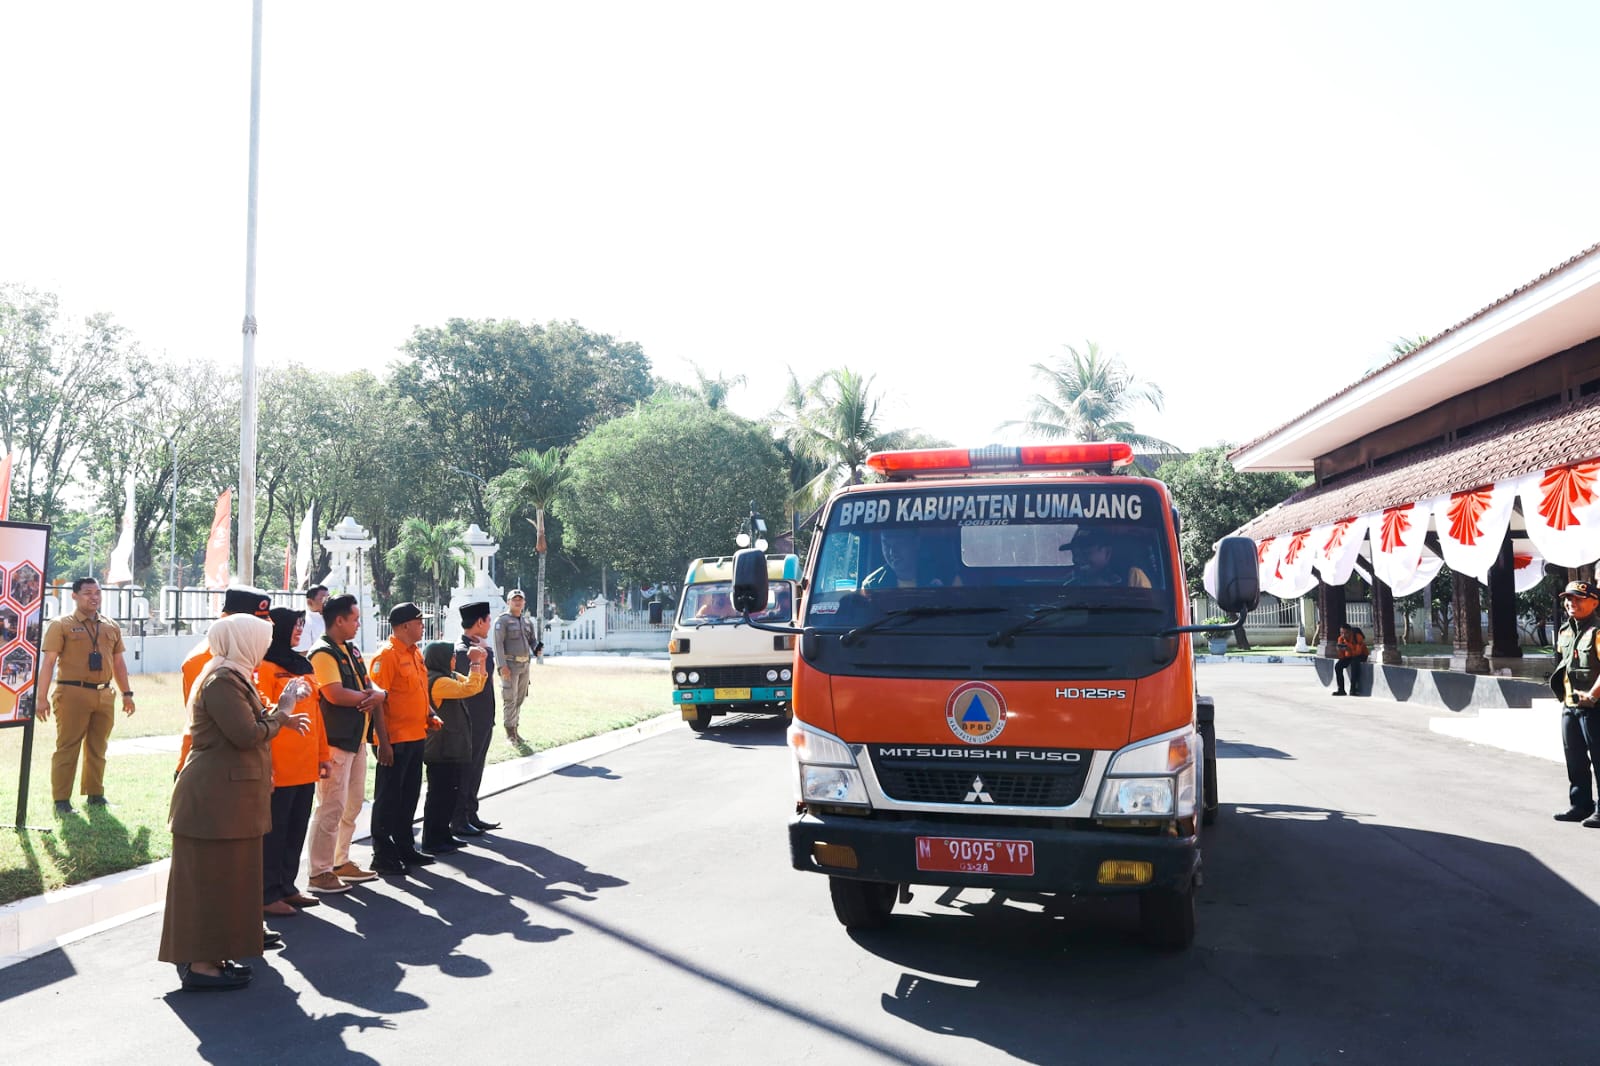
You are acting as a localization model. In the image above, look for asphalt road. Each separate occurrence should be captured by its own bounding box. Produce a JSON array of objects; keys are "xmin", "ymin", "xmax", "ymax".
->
[{"xmin": 4, "ymin": 666, "xmax": 1597, "ymax": 1065}]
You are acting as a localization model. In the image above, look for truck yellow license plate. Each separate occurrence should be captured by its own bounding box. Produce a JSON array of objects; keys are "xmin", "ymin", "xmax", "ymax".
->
[
  {"xmin": 713, "ymin": 687, "xmax": 752, "ymax": 700},
  {"xmin": 916, "ymin": 836, "xmax": 1035, "ymax": 876}
]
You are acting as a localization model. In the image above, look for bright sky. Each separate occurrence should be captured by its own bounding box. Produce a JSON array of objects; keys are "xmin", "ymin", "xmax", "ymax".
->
[{"xmin": 5, "ymin": 1, "xmax": 1599, "ymax": 454}]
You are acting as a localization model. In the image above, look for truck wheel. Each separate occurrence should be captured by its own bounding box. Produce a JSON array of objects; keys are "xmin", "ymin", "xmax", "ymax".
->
[
  {"xmin": 687, "ymin": 708, "xmax": 713, "ymax": 733},
  {"xmin": 781, "ymin": 703, "xmax": 794, "ymax": 725},
  {"xmin": 1139, "ymin": 885, "xmax": 1196, "ymax": 950},
  {"xmin": 1198, "ymin": 720, "xmax": 1219, "ymax": 825},
  {"xmin": 828, "ymin": 877, "xmax": 896, "ymax": 929}
]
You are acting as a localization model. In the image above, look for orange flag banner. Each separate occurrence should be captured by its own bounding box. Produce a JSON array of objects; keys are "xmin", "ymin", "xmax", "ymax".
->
[
  {"xmin": 203, "ymin": 489, "xmax": 233, "ymax": 589},
  {"xmin": 281, "ymin": 540, "xmax": 293, "ymax": 591},
  {"xmin": 0, "ymin": 451, "xmax": 12, "ymax": 521}
]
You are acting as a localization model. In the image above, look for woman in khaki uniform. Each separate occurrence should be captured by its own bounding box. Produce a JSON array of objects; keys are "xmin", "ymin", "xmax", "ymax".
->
[{"xmin": 158, "ymin": 615, "xmax": 311, "ymax": 991}]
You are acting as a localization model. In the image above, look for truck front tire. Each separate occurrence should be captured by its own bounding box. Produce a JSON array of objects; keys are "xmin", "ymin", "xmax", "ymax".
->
[
  {"xmin": 687, "ymin": 707, "xmax": 714, "ymax": 732},
  {"xmin": 828, "ymin": 877, "xmax": 896, "ymax": 929},
  {"xmin": 1139, "ymin": 885, "xmax": 1196, "ymax": 950}
]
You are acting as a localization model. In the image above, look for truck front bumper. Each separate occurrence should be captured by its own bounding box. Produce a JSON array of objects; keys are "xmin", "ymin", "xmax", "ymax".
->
[
  {"xmin": 673, "ymin": 686, "xmax": 790, "ymax": 705},
  {"xmin": 789, "ymin": 811, "xmax": 1200, "ymax": 894}
]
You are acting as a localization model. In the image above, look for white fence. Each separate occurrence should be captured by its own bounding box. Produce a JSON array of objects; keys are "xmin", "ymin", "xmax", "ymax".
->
[{"xmin": 551, "ymin": 599, "xmax": 670, "ymax": 653}]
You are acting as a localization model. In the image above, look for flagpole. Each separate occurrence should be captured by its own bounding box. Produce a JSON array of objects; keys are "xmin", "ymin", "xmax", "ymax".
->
[{"xmin": 238, "ymin": 0, "xmax": 263, "ymax": 585}]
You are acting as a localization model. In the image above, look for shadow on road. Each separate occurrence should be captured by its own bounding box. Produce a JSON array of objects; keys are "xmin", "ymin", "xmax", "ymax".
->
[
  {"xmin": 846, "ymin": 803, "xmax": 1600, "ymax": 1064},
  {"xmin": 1215, "ymin": 739, "xmax": 1294, "ymax": 760},
  {"xmin": 153, "ymin": 839, "xmax": 624, "ymax": 1064},
  {"xmin": 691, "ymin": 713, "xmax": 789, "ymax": 748}
]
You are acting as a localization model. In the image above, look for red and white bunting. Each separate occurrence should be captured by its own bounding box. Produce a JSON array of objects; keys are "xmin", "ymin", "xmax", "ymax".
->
[
  {"xmin": 1425, "ymin": 481, "xmax": 1518, "ymax": 582},
  {"xmin": 1368, "ymin": 503, "xmax": 1429, "ymax": 590},
  {"xmin": 1514, "ymin": 460, "xmax": 1600, "ymax": 567},
  {"xmin": 1264, "ymin": 528, "xmax": 1319, "ymax": 598},
  {"xmin": 1512, "ymin": 538, "xmax": 1546, "ymax": 594},
  {"xmin": 1310, "ymin": 516, "xmax": 1367, "ymax": 585}
]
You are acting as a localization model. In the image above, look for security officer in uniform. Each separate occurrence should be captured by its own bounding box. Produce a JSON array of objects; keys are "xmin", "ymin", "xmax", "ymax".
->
[
  {"xmin": 1551, "ymin": 580, "xmax": 1600, "ymax": 826},
  {"xmin": 492, "ymin": 590, "xmax": 537, "ymax": 744},
  {"xmin": 37, "ymin": 578, "xmax": 135, "ymax": 814}
]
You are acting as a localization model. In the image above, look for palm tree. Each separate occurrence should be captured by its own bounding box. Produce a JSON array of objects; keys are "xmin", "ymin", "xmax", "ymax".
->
[
  {"xmin": 1001, "ymin": 341, "xmax": 1175, "ymax": 455},
  {"xmin": 489, "ymin": 446, "xmax": 569, "ymax": 656},
  {"xmin": 652, "ymin": 362, "xmax": 747, "ymax": 409},
  {"xmin": 384, "ymin": 517, "xmax": 471, "ymax": 634}
]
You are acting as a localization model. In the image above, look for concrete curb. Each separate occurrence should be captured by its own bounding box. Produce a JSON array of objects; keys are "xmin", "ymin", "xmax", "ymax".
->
[{"xmin": 0, "ymin": 710, "xmax": 683, "ymax": 972}]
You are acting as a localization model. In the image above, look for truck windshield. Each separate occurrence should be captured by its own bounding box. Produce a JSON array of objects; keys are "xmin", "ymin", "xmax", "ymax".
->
[
  {"xmin": 805, "ymin": 484, "xmax": 1174, "ymax": 633},
  {"xmin": 679, "ymin": 581, "xmax": 795, "ymax": 625}
]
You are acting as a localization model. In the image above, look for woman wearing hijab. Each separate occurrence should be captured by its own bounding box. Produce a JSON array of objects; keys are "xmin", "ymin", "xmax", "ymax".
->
[
  {"xmin": 159, "ymin": 614, "xmax": 312, "ymax": 991},
  {"xmin": 420, "ymin": 640, "xmax": 487, "ymax": 854},
  {"xmin": 261, "ymin": 607, "xmax": 330, "ymax": 918}
]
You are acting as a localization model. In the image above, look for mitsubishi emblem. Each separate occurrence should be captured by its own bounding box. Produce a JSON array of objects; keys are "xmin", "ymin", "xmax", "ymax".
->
[{"xmin": 964, "ymin": 776, "xmax": 994, "ymax": 803}]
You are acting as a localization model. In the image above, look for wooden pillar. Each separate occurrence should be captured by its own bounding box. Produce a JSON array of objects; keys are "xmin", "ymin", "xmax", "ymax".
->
[
  {"xmin": 1371, "ymin": 575, "xmax": 1401, "ymax": 665},
  {"xmin": 1450, "ymin": 570, "xmax": 1489, "ymax": 674},
  {"xmin": 1319, "ymin": 581, "xmax": 1347, "ymax": 658},
  {"xmin": 1487, "ymin": 539, "xmax": 1522, "ymax": 659}
]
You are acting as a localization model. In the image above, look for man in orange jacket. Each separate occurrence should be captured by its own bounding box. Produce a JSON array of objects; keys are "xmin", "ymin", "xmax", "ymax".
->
[{"xmin": 1332, "ymin": 625, "xmax": 1369, "ymax": 696}]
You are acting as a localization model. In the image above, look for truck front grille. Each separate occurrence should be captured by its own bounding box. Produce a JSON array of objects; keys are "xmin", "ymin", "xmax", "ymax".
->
[{"xmin": 872, "ymin": 759, "xmax": 1091, "ymax": 807}]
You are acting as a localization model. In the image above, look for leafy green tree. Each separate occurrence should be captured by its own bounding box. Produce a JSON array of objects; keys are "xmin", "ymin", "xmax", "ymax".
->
[
  {"xmin": 385, "ymin": 518, "xmax": 471, "ymax": 628},
  {"xmin": 1156, "ymin": 447, "xmax": 1309, "ymax": 595},
  {"xmin": 556, "ymin": 403, "xmax": 788, "ymax": 584},
  {"xmin": 0, "ymin": 285, "xmax": 147, "ymax": 525},
  {"xmin": 488, "ymin": 446, "xmax": 569, "ymax": 642},
  {"xmin": 1003, "ymin": 341, "xmax": 1174, "ymax": 454},
  {"xmin": 392, "ymin": 317, "xmax": 652, "ymax": 525}
]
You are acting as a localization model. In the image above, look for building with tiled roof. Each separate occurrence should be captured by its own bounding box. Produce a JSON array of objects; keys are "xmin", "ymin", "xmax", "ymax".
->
[{"xmin": 1226, "ymin": 242, "xmax": 1600, "ymax": 673}]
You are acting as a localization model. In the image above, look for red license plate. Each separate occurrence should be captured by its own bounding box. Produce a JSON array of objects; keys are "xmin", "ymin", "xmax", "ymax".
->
[{"xmin": 915, "ymin": 836, "xmax": 1035, "ymax": 877}]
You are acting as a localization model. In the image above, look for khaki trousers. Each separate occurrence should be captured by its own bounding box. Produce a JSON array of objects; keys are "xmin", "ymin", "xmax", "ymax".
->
[
  {"xmin": 500, "ymin": 660, "xmax": 531, "ymax": 732},
  {"xmin": 51, "ymin": 686, "xmax": 115, "ymax": 801},
  {"xmin": 308, "ymin": 743, "xmax": 367, "ymax": 876}
]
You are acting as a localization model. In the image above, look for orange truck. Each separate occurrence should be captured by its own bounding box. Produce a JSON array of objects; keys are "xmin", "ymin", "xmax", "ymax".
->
[{"xmin": 731, "ymin": 442, "xmax": 1258, "ymax": 949}]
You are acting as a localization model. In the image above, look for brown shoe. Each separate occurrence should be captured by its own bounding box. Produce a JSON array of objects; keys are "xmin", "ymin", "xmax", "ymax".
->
[
  {"xmin": 263, "ymin": 899, "xmax": 298, "ymax": 916},
  {"xmin": 307, "ymin": 872, "xmax": 350, "ymax": 894},
  {"xmin": 332, "ymin": 861, "xmax": 378, "ymax": 883},
  {"xmin": 284, "ymin": 893, "xmax": 322, "ymax": 908}
]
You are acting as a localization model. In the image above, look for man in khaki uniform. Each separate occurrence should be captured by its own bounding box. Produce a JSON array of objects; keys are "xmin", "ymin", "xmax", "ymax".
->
[
  {"xmin": 492, "ymin": 590, "xmax": 537, "ymax": 744},
  {"xmin": 37, "ymin": 578, "xmax": 136, "ymax": 814}
]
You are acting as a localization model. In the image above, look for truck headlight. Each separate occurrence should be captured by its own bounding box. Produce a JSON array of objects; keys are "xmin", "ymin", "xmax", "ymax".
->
[
  {"xmin": 1096, "ymin": 777, "xmax": 1175, "ymax": 816},
  {"xmin": 801, "ymin": 767, "xmax": 869, "ymax": 804},
  {"xmin": 780, "ymin": 668, "xmax": 791, "ymax": 681},
  {"xmin": 766, "ymin": 669, "xmax": 779, "ymax": 682},
  {"xmin": 790, "ymin": 722, "xmax": 870, "ymax": 807},
  {"xmin": 674, "ymin": 670, "xmax": 687, "ymax": 684},
  {"xmin": 687, "ymin": 671, "xmax": 699, "ymax": 683},
  {"xmin": 1096, "ymin": 727, "xmax": 1197, "ymax": 818}
]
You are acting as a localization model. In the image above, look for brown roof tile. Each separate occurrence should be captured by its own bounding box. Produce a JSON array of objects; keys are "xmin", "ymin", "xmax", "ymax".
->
[{"xmin": 1236, "ymin": 391, "xmax": 1600, "ymax": 539}]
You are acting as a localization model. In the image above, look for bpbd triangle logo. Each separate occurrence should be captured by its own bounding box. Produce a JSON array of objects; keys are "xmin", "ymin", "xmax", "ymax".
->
[{"xmin": 945, "ymin": 681, "xmax": 1007, "ymax": 744}]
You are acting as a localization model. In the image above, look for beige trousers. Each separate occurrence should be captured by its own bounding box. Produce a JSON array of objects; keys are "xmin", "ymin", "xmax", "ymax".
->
[
  {"xmin": 51, "ymin": 686, "xmax": 116, "ymax": 800},
  {"xmin": 308, "ymin": 743, "xmax": 367, "ymax": 875}
]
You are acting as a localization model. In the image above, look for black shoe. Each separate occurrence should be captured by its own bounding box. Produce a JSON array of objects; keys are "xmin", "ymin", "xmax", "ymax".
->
[
  {"xmin": 399, "ymin": 852, "xmax": 437, "ymax": 867},
  {"xmin": 86, "ymin": 794, "xmax": 109, "ymax": 807},
  {"xmin": 1330, "ymin": 690, "xmax": 1346, "ymax": 697},
  {"xmin": 470, "ymin": 818, "xmax": 501, "ymax": 831},
  {"xmin": 179, "ymin": 964, "xmax": 251, "ymax": 991},
  {"xmin": 262, "ymin": 927, "xmax": 284, "ymax": 950},
  {"xmin": 1583, "ymin": 814, "xmax": 1600, "ymax": 828},
  {"xmin": 421, "ymin": 839, "xmax": 464, "ymax": 855},
  {"xmin": 453, "ymin": 823, "xmax": 485, "ymax": 837},
  {"xmin": 222, "ymin": 960, "xmax": 254, "ymax": 978},
  {"xmin": 54, "ymin": 800, "xmax": 74, "ymax": 815},
  {"xmin": 1554, "ymin": 808, "xmax": 1594, "ymax": 822},
  {"xmin": 371, "ymin": 857, "xmax": 409, "ymax": 876}
]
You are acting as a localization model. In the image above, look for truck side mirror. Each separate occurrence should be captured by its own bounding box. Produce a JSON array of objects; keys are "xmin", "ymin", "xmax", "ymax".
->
[
  {"xmin": 1214, "ymin": 536, "xmax": 1260, "ymax": 616},
  {"xmin": 648, "ymin": 601, "xmax": 663, "ymax": 625},
  {"xmin": 731, "ymin": 548, "xmax": 769, "ymax": 614}
]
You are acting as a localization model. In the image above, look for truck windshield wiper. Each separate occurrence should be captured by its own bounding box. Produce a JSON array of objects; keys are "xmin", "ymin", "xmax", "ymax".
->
[
  {"xmin": 840, "ymin": 606, "xmax": 1005, "ymax": 647},
  {"xmin": 987, "ymin": 603, "xmax": 1164, "ymax": 647}
]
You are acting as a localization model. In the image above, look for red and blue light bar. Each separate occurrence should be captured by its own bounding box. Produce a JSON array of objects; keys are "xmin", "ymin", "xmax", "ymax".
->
[{"xmin": 865, "ymin": 442, "xmax": 1134, "ymax": 479}]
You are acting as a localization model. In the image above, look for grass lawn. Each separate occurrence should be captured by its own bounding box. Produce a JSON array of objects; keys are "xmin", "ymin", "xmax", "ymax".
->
[{"xmin": 0, "ymin": 659, "xmax": 670, "ymax": 906}]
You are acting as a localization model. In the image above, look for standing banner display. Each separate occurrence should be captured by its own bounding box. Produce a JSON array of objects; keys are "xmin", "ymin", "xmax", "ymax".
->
[{"xmin": 0, "ymin": 521, "xmax": 53, "ymax": 827}]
